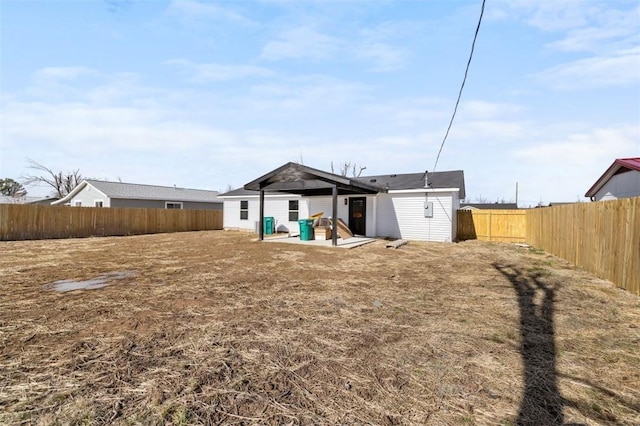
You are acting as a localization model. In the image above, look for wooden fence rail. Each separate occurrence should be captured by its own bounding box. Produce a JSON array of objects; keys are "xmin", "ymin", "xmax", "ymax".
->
[
  {"xmin": 0, "ymin": 204, "xmax": 223, "ymax": 241},
  {"xmin": 457, "ymin": 198, "xmax": 639, "ymax": 296}
]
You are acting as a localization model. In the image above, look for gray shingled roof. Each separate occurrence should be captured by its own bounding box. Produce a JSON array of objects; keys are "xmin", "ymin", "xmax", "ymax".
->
[
  {"xmin": 461, "ymin": 203, "xmax": 517, "ymax": 210},
  {"xmin": 87, "ymin": 180, "xmax": 221, "ymax": 203},
  {"xmin": 355, "ymin": 170, "xmax": 465, "ymax": 198},
  {"xmin": 220, "ymin": 170, "xmax": 465, "ymax": 199}
]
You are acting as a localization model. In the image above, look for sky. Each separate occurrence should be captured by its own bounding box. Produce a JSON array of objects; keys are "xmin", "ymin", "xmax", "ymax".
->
[{"xmin": 1, "ymin": 0, "xmax": 638, "ymax": 206}]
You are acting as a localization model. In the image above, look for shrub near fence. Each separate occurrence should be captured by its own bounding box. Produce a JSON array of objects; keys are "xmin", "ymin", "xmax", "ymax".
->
[
  {"xmin": 527, "ymin": 197, "xmax": 639, "ymax": 296},
  {"xmin": 0, "ymin": 204, "xmax": 223, "ymax": 241}
]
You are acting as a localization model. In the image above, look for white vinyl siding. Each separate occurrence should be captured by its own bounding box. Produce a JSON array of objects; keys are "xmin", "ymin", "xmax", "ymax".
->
[
  {"xmin": 65, "ymin": 185, "xmax": 110, "ymax": 207},
  {"xmin": 223, "ymin": 191, "xmax": 459, "ymax": 242},
  {"xmin": 594, "ymin": 170, "xmax": 640, "ymax": 201},
  {"xmin": 376, "ymin": 192, "xmax": 455, "ymax": 242},
  {"xmin": 223, "ymin": 195, "xmax": 307, "ymax": 233}
]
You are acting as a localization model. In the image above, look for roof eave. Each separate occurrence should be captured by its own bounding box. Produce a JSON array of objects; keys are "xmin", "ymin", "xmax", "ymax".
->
[
  {"xmin": 51, "ymin": 180, "xmax": 92, "ymax": 205},
  {"xmin": 585, "ymin": 161, "xmax": 621, "ymax": 197}
]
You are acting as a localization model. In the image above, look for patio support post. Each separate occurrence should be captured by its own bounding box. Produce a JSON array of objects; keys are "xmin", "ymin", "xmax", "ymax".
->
[
  {"xmin": 259, "ymin": 188, "xmax": 265, "ymax": 241},
  {"xmin": 332, "ymin": 185, "xmax": 338, "ymax": 246}
]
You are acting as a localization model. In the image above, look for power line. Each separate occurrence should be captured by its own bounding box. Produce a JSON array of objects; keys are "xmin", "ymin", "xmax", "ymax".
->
[{"xmin": 432, "ymin": 0, "xmax": 486, "ymax": 172}]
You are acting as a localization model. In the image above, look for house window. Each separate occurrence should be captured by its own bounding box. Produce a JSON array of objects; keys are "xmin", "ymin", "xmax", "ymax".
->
[
  {"xmin": 74, "ymin": 201, "xmax": 82, "ymax": 207},
  {"xmin": 165, "ymin": 202, "xmax": 183, "ymax": 209},
  {"xmin": 288, "ymin": 200, "xmax": 299, "ymax": 221},
  {"xmin": 95, "ymin": 200, "xmax": 104, "ymax": 207},
  {"xmin": 240, "ymin": 200, "xmax": 248, "ymax": 220}
]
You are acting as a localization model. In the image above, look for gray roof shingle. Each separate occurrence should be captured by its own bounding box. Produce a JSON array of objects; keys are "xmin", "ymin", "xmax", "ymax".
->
[
  {"xmin": 220, "ymin": 170, "xmax": 465, "ymax": 199},
  {"xmin": 87, "ymin": 180, "xmax": 221, "ymax": 203}
]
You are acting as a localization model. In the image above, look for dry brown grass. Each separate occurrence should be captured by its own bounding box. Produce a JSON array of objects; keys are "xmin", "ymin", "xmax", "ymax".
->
[{"xmin": 0, "ymin": 231, "xmax": 638, "ymax": 425}]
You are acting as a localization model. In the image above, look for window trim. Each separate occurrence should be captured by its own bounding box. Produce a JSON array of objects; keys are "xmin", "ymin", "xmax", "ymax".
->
[
  {"xmin": 74, "ymin": 201, "xmax": 82, "ymax": 207},
  {"xmin": 94, "ymin": 200, "xmax": 104, "ymax": 207},
  {"xmin": 165, "ymin": 202, "xmax": 183, "ymax": 209},
  {"xmin": 288, "ymin": 199, "xmax": 299, "ymax": 222},
  {"xmin": 240, "ymin": 200, "xmax": 249, "ymax": 220}
]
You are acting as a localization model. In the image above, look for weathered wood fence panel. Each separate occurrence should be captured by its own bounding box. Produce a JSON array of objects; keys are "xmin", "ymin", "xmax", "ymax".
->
[
  {"xmin": 0, "ymin": 204, "xmax": 223, "ymax": 241},
  {"xmin": 527, "ymin": 197, "xmax": 639, "ymax": 296},
  {"xmin": 457, "ymin": 209, "xmax": 527, "ymax": 243}
]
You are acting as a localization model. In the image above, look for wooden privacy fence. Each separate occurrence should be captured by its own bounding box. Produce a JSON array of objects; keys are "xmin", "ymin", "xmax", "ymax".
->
[
  {"xmin": 457, "ymin": 198, "xmax": 639, "ymax": 295},
  {"xmin": 0, "ymin": 204, "xmax": 223, "ymax": 241},
  {"xmin": 527, "ymin": 198, "xmax": 639, "ymax": 297},
  {"xmin": 457, "ymin": 209, "xmax": 527, "ymax": 243}
]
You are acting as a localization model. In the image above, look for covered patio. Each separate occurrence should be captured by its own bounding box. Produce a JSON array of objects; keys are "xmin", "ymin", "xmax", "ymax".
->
[{"xmin": 244, "ymin": 162, "xmax": 383, "ymax": 246}]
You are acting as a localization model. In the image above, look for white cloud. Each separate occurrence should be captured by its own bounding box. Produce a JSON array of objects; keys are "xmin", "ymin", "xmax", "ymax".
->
[
  {"xmin": 166, "ymin": 59, "xmax": 275, "ymax": 82},
  {"xmin": 260, "ymin": 27, "xmax": 342, "ymax": 62},
  {"xmin": 514, "ymin": 125, "xmax": 639, "ymax": 162},
  {"xmin": 511, "ymin": 125, "xmax": 639, "ymax": 202},
  {"xmin": 493, "ymin": 0, "xmax": 640, "ymax": 90},
  {"xmin": 259, "ymin": 23, "xmax": 408, "ymax": 72},
  {"xmin": 492, "ymin": 0, "xmax": 594, "ymax": 32},
  {"xmin": 166, "ymin": 0, "xmax": 252, "ymax": 26},
  {"xmin": 458, "ymin": 100, "xmax": 524, "ymax": 120},
  {"xmin": 33, "ymin": 66, "xmax": 99, "ymax": 81},
  {"xmin": 536, "ymin": 47, "xmax": 640, "ymax": 89},
  {"xmin": 355, "ymin": 42, "xmax": 405, "ymax": 72}
]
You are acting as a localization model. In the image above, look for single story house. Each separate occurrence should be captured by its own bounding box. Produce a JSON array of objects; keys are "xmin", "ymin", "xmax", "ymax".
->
[
  {"xmin": 52, "ymin": 179, "xmax": 222, "ymax": 210},
  {"xmin": 0, "ymin": 195, "xmax": 59, "ymax": 205},
  {"xmin": 585, "ymin": 157, "xmax": 640, "ymax": 201},
  {"xmin": 219, "ymin": 162, "xmax": 465, "ymax": 244},
  {"xmin": 460, "ymin": 202, "xmax": 518, "ymax": 210}
]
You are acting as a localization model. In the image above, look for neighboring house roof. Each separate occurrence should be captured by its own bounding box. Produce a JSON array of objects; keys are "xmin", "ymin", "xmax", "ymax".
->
[
  {"xmin": 25, "ymin": 197, "xmax": 60, "ymax": 205},
  {"xmin": 53, "ymin": 179, "xmax": 221, "ymax": 205},
  {"xmin": 220, "ymin": 164, "xmax": 465, "ymax": 198},
  {"xmin": 585, "ymin": 157, "xmax": 640, "ymax": 197},
  {"xmin": 548, "ymin": 202, "xmax": 575, "ymax": 207},
  {"xmin": 0, "ymin": 195, "xmax": 24, "ymax": 204},
  {"xmin": 460, "ymin": 203, "xmax": 517, "ymax": 210}
]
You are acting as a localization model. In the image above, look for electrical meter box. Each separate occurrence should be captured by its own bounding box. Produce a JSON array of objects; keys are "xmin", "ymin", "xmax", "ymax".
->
[{"xmin": 424, "ymin": 201, "xmax": 433, "ymax": 218}]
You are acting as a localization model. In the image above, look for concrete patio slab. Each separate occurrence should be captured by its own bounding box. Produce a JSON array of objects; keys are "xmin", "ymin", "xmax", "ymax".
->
[{"xmin": 258, "ymin": 234, "xmax": 378, "ymax": 249}]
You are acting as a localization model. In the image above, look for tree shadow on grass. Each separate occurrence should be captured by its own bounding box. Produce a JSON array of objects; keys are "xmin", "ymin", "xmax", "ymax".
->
[{"xmin": 493, "ymin": 263, "xmax": 564, "ymax": 426}]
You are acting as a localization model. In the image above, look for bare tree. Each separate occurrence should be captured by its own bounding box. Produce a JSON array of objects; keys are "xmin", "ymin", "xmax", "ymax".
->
[
  {"xmin": 330, "ymin": 161, "xmax": 367, "ymax": 177},
  {"xmin": 22, "ymin": 158, "xmax": 83, "ymax": 198}
]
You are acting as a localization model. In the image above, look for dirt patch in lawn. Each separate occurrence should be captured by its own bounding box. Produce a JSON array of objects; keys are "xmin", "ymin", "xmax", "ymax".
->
[{"xmin": 1, "ymin": 231, "xmax": 639, "ymax": 425}]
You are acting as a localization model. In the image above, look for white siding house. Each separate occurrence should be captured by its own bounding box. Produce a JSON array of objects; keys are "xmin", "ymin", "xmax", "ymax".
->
[
  {"xmin": 220, "ymin": 163, "xmax": 465, "ymax": 243},
  {"xmin": 222, "ymin": 193, "xmax": 308, "ymax": 233},
  {"xmin": 585, "ymin": 158, "xmax": 640, "ymax": 201},
  {"xmin": 53, "ymin": 180, "xmax": 222, "ymax": 210}
]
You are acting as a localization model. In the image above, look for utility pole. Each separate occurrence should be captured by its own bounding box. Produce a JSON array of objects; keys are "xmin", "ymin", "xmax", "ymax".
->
[{"xmin": 515, "ymin": 182, "xmax": 519, "ymax": 206}]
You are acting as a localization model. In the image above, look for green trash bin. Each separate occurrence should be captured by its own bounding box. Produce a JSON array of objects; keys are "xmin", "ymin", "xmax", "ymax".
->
[
  {"xmin": 298, "ymin": 219, "xmax": 315, "ymax": 241},
  {"xmin": 263, "ymin": 217, "xmax": 275, "ymax": 235}
]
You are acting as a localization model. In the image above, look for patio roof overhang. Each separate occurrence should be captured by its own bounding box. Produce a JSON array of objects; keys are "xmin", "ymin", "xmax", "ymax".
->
[
  {"xmin": 244, "ymin": 162, "xmax": 384, "ymax": 246},
  {"xmin": 244, "ymin": 162, "xmax": 383, "ymax": 196}
]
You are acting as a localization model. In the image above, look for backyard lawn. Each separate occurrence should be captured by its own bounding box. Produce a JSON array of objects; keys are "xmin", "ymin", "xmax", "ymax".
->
[{"xmin": 0, "ymin": 231, "xmax": 638, "ymax": 425}]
